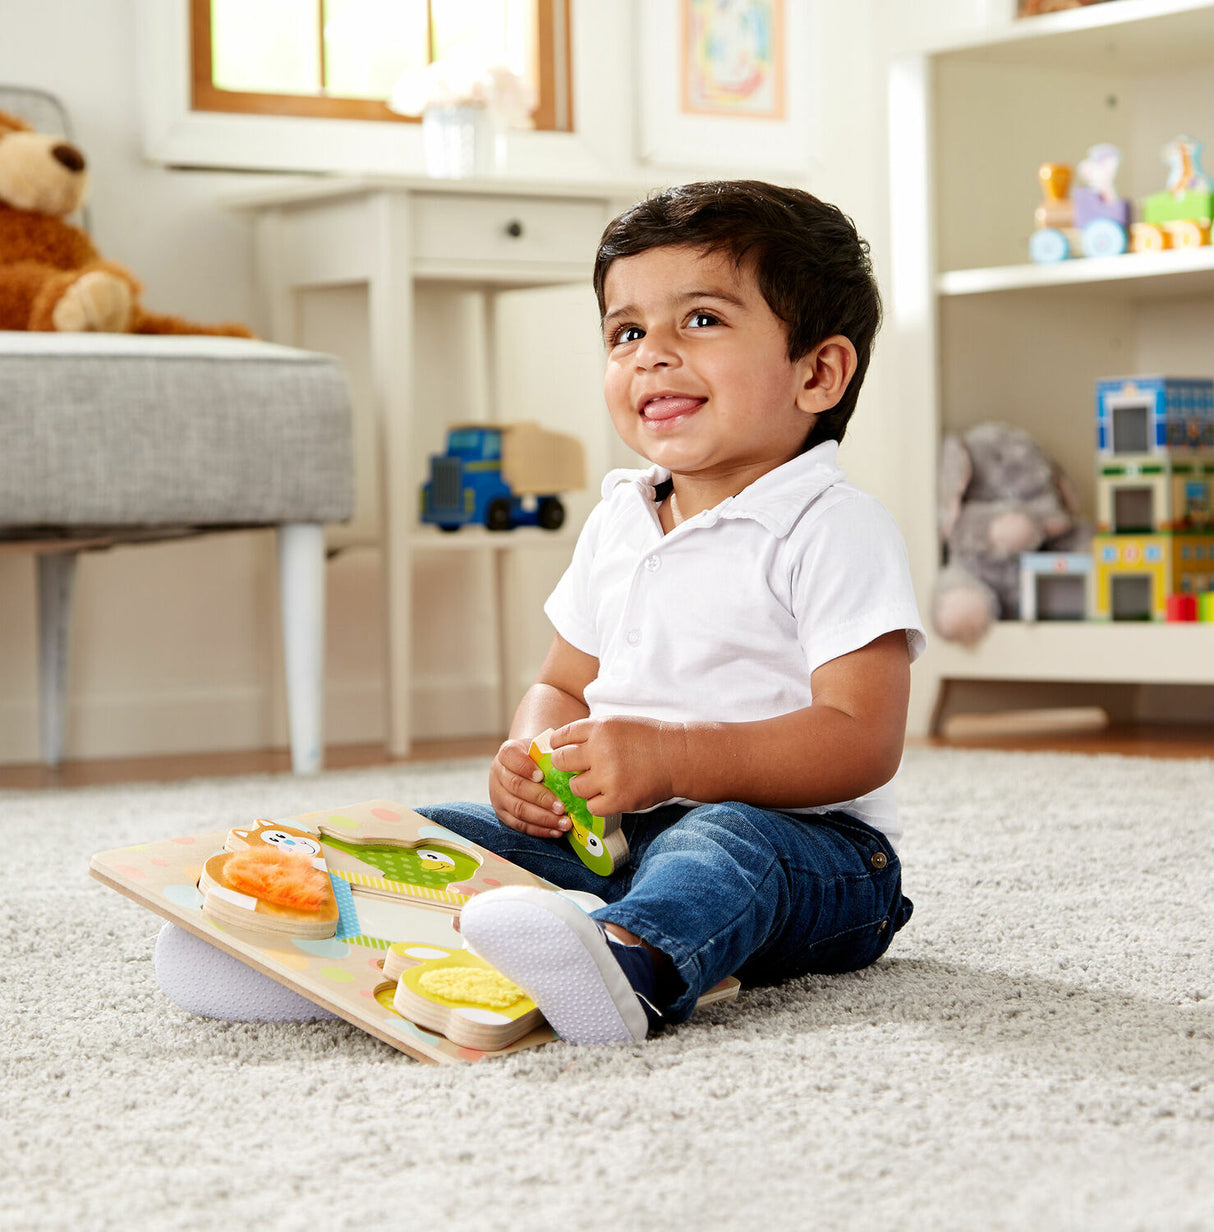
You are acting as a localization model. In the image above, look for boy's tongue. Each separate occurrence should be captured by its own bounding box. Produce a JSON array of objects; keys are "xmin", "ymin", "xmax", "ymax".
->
[{"xmin": 643, "ymin": 395, "xmax": 703, "ymax": 421}]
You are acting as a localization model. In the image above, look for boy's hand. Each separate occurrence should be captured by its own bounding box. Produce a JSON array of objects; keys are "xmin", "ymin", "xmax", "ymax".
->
[
  {"xmin": 489, "ymin": 738, "xmax": 572, "ymax": 839},
  {"xmin": 547, "ymin": 717, "xmax": 680, "ymax": 817}
]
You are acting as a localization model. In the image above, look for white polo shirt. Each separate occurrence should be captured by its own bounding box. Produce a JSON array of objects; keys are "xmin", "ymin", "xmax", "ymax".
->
[{"xmin": 543, "ymin": 441, "xmax": 926, "ymax": 846}]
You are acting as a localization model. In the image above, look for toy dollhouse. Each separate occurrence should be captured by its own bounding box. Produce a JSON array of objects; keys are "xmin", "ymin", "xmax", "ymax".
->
[{"xmin": 1090, "ymin": 376, "xmax": 1214, "ymax": 620}]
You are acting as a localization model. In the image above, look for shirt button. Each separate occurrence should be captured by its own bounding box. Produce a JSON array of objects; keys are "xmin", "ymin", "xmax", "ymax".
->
[
  {"xmin": 645, "ymin": 555, "xmax": 660, "ymax": 571},
  {"xmin": 626, "ymin": 629, "xmax": 642, "ymax": 646},
  {"xmin": 870, "ymin": 851, "xmax": 888, "ymax": 870}
]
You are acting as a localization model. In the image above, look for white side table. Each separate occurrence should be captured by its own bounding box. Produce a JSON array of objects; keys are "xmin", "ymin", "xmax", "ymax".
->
[{"xmin": 229, "ymin": 176, "xmax": 642, "ymax": 754}]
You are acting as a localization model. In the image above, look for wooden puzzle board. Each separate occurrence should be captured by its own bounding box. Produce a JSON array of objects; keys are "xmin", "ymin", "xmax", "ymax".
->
[
  {"xmin": 91, "ymin": 798, "xmax": 738, "ymax": 1064},
  {"xmin": 90, "ymin": 799, "xmax": 561, "ymax": 1064}
]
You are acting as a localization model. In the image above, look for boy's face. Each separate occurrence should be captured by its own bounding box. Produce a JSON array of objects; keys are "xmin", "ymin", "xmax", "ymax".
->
[{"xmin": 600, "ymin": 244, "xmax": 820, "ymax": 496}]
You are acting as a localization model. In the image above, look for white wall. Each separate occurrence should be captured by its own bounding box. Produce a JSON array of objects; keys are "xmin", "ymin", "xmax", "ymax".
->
[{"xmin": 0, "ymin": 0, "xmax": 991, "ymax": 765}]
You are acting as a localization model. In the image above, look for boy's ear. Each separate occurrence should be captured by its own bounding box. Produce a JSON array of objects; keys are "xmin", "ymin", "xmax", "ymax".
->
[{"xmin": 794, "ymin": 335, "xmax": 858, "ymax": 416}]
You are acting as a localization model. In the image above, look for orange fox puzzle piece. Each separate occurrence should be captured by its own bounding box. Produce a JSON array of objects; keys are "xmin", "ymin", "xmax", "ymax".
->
[{"xmin": 198, "ymin": 819, "xmax": 339, "ymax": 940}]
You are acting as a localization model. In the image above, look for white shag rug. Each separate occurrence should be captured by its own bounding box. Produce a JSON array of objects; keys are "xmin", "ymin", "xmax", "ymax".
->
[{"xmin": 2, "ymin": 748, "xmax": 1213, "ymax": 1232}]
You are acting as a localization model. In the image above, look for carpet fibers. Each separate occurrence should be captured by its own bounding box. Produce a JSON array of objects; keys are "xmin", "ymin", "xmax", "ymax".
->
[{"xmin": 2, "ymin": 748, "xmax": 1212, "ymax": 1231}]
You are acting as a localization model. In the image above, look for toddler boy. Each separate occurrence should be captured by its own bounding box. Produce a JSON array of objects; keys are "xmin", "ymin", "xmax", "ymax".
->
[
  {"xmin": 154, "ymin": 181, "xmax": 924, "ymax": 1044},
  {"xmin": 441, "ymin": 180, "xmax": 924, "ymax": 1043}
]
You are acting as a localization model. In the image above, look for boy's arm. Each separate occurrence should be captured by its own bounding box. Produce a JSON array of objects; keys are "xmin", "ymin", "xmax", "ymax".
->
[
  {"xmin": 508, "ymin": 633, "xmax": 596, "ymax": 741},
  {"xmin": 549, "ymin": 630, "xmax": 912, "ymax": 816},
  {"xmin": 488, "ymin": 633, "xmax": 599, "ymax": 837}
]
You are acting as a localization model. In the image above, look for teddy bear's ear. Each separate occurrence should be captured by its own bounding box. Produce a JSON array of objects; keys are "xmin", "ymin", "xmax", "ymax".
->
[
  {"xmin": 938, "ymin": 433, "xmax": 972, "ymax": 542},
  {"xmin": 0, "ymin": 109, "xmax": 33, "ymax": 136}
]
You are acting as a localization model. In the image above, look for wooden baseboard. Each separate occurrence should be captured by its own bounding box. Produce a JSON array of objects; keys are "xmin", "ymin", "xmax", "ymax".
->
[
  {"xmin": 0, "ymin": 676, "xmax": 505, "ymax": 767},
  {"xmin": 940, "ymin": 706, "xmax": 1110, "ymax": 739}
]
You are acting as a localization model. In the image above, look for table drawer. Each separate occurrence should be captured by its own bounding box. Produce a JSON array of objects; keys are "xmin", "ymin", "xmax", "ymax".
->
[{"xmin": 412, "ymin": 194, "xmax": 606, "ymax": 268}]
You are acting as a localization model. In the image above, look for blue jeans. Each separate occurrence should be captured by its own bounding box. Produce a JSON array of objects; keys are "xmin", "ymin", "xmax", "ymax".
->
[{"xmin": 418, "ymin": 802, "xmax": 912, "ymax": 1024}]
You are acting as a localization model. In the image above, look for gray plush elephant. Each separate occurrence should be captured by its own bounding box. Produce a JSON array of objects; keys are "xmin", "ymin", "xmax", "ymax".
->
[{"xmin": 932, "ymin": 422, "xmax": 1086, "ymax": 644}]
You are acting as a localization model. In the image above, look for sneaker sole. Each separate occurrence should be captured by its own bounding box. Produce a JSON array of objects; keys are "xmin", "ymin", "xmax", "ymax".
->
[
  {"xmin": 153, "ymin": 923, "xmax": 338, "ymax": 1022},
  {"xmin": 459, "ymin": 887, "xmax": 648, "ymax": 1045}
]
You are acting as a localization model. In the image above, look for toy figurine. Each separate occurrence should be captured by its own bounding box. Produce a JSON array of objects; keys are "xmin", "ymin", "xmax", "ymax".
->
[
  {"xmin": 1030, "ymin": 162, "xmax": 1075, "ymax": 263},
  {"xmin": 1073, "ymin": 143, "xmax": 1129, "ymax": 257},
  {"xmin": 1030, "ymin": 145, "xmax": 1131, "ymax": 263},
  {"xmin": 1132, "ymin": 135, "xmax": 1213, "ymax": 252}
]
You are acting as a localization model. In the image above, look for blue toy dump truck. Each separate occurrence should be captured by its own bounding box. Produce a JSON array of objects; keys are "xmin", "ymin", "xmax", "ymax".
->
[{"xmin": 420, "ymin": 422, "xmax": 586, "ymax": 532}]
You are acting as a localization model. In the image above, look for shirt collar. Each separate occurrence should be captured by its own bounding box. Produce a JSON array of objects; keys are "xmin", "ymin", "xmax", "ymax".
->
[{"xmin": 601, "ymin": 441, "xmax": 845, "ymax": 537}]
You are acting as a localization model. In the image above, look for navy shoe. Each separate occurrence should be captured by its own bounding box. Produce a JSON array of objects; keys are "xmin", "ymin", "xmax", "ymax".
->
[
  {"xmin": 604, "ymin": 933, "xmax": 664, "ymax": 1034},
  {"xmin": 459, "ymin": 886, "xmax": 664, "ymax": 1044}
]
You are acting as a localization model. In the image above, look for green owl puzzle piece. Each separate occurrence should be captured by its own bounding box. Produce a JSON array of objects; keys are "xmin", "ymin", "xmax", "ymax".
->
[
  {"xmin": 320, "ymin": 834, "xmax": 480, "ymax": 889},
  {"xmin": 528, "ymin": 728, "xmax": 629, "ymax": 876}
]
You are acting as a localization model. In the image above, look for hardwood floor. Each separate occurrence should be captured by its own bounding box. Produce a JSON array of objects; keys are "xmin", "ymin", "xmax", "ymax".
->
[
  {"xmin": 917, "ymin": 724, "xmax": 1214, "ymax": 760},
  {"xmin": 2, "ymin": 725, "xmax": 1210, "ymax": 791},
  {"xmin": 0, "ymin": 737, "xmax": 503, "ymax": 790}
]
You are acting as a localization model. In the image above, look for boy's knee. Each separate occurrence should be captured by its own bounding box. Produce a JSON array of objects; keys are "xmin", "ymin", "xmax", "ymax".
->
[
  {"xmin": 414, "ymin": 802, "xmax": 502, "ymax": 848},
  {"xmin": 654, "ymin": 802, "xmax": 781, "ymax": 869},
  {"xmin": 680, "ymin": 801, "xmax": 776, "ymax": 840}
]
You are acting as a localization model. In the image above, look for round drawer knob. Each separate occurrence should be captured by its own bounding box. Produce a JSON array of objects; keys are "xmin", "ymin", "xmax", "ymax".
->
[{"xmin": 504, "ymin": 219, "xmax": 524, "ymax": 239}]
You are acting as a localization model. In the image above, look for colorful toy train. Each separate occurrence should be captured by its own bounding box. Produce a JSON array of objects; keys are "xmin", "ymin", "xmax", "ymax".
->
[{"xmin": 1030, "ymin": 135, "xmax": 1212, "ymax": 264}]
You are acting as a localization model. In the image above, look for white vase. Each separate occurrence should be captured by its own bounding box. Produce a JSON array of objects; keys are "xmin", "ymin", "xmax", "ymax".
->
[{"xmin": 421, "ymin": 103, "xmax": 494, "ymax": 179}]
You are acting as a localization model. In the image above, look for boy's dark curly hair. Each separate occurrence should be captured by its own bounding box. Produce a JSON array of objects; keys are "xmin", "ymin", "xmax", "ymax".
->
[{"xmin": 593, "ymin": 180, "xmax": 882, "ymax": 449}]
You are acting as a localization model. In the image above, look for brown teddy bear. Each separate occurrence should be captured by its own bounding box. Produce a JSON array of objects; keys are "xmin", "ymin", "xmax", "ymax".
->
[{"xmin": 0, "ymin": 108, "xmax": 251, "ymax": 336}]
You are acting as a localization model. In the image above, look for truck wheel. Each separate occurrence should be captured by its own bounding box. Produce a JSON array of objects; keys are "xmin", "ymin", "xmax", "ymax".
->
[
  {"xmin": 438, "ymin": 524, "xmax": 461, "ymax": 533},
  {"xmin": 538, "ymin": 498, "xmax": 565, "ymax": 531},
  {"xmin": 486, "ymin": 499, "xmax": 513, "ymax": 531}
]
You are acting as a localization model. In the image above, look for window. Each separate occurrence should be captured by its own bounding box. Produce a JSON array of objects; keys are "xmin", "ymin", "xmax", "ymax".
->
[
  {"xmin": 190, "ymin": 0, "xmax": 572, "ymax": 131},
  {"xmin": 1111, "ymin": 402, "xmax": 1150, "ymax": 456}
]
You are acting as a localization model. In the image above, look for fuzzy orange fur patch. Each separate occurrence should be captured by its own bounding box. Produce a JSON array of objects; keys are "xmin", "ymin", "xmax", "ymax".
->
[{"xmin": 224, "ymin": 847, "xmax": 332, "ymax": 912}]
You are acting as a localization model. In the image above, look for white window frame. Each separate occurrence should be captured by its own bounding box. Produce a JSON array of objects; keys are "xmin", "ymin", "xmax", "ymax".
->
[{"xmin": 134, "ymin": 0, "xmax": 620, "ymax": 180}]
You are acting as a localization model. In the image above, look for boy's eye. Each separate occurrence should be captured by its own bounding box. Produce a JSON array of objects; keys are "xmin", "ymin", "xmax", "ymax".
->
[
  {"xmin": 688, "ymin": 311, "xmax": 720, "ymax": 328},
  {"xmin": 613, "ymin": 325, "xmax": 644, "ymax": 345}
]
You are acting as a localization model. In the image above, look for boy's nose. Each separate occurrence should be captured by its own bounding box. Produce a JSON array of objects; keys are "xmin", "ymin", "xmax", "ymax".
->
[{"xmin": 634, "ymin": 329, "xmax": 679, "ymax": 369}]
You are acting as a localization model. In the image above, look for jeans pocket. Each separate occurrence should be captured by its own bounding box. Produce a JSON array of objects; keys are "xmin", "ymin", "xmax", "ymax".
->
[
  {"xmin": 797, "ymin": 903, "xmax": 901, "ymax": 975},
  {"xmin": 814, "ymin": 809, "xmax": 897, "ymax": 865},
  {"xmin": 793, "ymin": 812, "xmax": 912, "ymax": 975}
]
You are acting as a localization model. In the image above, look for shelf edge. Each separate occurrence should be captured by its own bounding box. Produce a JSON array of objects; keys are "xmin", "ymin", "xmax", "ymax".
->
[{"xmin": 937, "ymin": 248, "xmax": 1214, "ymax": 297}]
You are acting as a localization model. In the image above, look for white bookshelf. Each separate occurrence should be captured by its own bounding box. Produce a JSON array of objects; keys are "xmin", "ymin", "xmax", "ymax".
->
[
  {"xmin": 936, "ymin": 244, "xmax": 1214, "ymax": 298},
  {"xmin": 889, "ymin": 0, "xmax": 1214, "ymax": 733}
]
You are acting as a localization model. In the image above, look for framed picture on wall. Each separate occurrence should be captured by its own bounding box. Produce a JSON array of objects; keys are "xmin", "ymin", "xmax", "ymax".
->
[
  {"xmin": 637, "ymin": 0, "xmax": 817, "ymax": 173},
  {"xmin": 681, "ymin": 0, "xmax": 785, "ymax": 120},
  {"xmin": 1016, "ymin": 0, "xmax": 1119, "ymax": 16}
]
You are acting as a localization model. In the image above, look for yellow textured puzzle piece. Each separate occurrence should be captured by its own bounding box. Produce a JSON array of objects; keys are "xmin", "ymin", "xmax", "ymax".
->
[
  {"xmin": 387, "ymin": 942, "xmax": 544, "ymax": 1051},
  {"xmin": 417, "ymin": 966, "xmax": 527, "ymax": 1009}
]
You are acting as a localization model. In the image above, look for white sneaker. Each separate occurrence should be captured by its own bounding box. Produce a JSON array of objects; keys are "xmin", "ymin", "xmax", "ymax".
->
[
  {"xmin": 153, "ymin": 923, "xmax": 338, "ymax": 1022},
  {"xmin": 459, "ymin": 887, "xmax": 656, "ymax": 1045}
]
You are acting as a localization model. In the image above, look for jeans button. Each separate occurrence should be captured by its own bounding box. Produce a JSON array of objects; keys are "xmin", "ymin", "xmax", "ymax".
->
[
  {"xmin": 870, "ymin": 851, "xmax": 888, "ymax": 870},
  {"xmin": 876, "ymin": 918, "xmax": 889, "ymax": 933}
]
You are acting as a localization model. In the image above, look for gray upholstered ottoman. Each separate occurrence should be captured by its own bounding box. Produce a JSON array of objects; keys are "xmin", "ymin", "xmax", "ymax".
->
[{"xmin": 0, "ymin": 331, "xmax": 355, "ymax": 773}]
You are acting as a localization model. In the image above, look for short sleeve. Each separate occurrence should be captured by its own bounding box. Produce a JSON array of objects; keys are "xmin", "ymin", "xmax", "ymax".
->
[
  {"xmin": 789, "ymin": 491, "xmax": 926, "ymax": 676},
  {"xmin": 542, "ymin": 498, "xmax": 607, "ymax": 657}
]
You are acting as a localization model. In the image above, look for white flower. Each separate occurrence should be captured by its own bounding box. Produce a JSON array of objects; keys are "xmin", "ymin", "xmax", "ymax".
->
[{"xmin": 389, "ymin": 49, "xmax": 537, "ymax": 127}]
